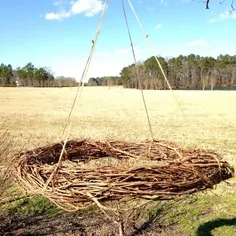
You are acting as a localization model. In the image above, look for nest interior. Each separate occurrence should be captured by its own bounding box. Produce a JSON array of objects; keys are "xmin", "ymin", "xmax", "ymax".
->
[{"xmin": 14, "ymin": 139, "xmax": 234, "ymax": 211}]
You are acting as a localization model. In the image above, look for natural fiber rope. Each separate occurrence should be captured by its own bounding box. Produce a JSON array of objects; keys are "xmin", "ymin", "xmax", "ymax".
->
[
  {"xmin": 42, "ymin": 0, "xmax": 109, "ymax": 193},
  {"xmin": 126, "ymin": 0, "xmax": 185, "ymax": 117},
  {"xmin": 121, "ymin": 0, "xmax": 154, "ymax": 140},
  {"xmin": 61, "ymin": 0, "xmax": 109, "ymax": 140}
]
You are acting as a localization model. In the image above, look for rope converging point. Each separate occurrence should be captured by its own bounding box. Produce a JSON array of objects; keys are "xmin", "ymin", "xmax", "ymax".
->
[{"xmin": 121, "ymin": 0, "xmax": 154, "ymax": 140}]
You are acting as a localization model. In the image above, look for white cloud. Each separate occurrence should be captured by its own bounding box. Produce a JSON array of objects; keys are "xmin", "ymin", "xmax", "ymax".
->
[
  {"xmin": 52, "ymin": 54, "xmax": 133, "ymax": 81},
  {"xmin": 210, "ymin": 11, "xmax": 236, "ymax": 22},
  {"xmin": 71, "ymin": 0, "xmax": 105, "ymax": 17},
  {"xmin": 45, "ymin": 0, "xmax": 105, "ymax": 20},
  {"xmin": 187, "ymin": 39, "xmax": 207, "ymax": 47},
  {"xmin": 45, "ymin": 11, "xmax": 71, "ymax": 20},
  {"xmin": 160, "ymin": 0, "xmax": 168, "ymax": 5},
  {"xmin": 95, "ymin": 51, "xmax": 110, "ymax": 57},
  {"xmin": 53, "ymin": 1, "xmax": 64, "ymax": 6},
  {"xmin": 156, "ymin": 23, "xmax": 163, "ymax": 30},
  {"xmin": 146, "ymin": 7, "xmax": 155, "ymax": 12},
  {"xmin": 114, "ymin": 49, "xmax": 129, "ymax": 55}
]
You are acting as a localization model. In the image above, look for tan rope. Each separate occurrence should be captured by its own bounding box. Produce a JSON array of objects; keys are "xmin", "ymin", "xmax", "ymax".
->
[
  {"xmin": 42, "ymin": 0, "xmax": 109, "ymax": 193},
  {"xmin": 126, "ymin": 0, "xmax": 185, "ymax": 116},
  {"xmin": 121, "ymin": 0, "xmax": 154, "ymax": 140}
]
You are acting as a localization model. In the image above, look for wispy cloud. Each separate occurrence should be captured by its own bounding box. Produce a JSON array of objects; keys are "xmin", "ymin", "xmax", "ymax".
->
[
  {"xmin": 95, "ymin": 51, "xmax": 110, "ymax": 57},
  {"xmin": 45, "ymin": 0, "xmax": 105, "ymax": 20},
  {"xmin": 187, "ymin": 39, "xmax": 207, "ymax": 47},
  {"xmin": 156, "ymin": 23, "xmax": 163, "ymax": 30},
  {"xmin": 113, "ymin": 49, "xmax": 129, "ymax": 55},
  {"xmin": 45, "ymin": 11, "xmax": 71, "ymax": 20},
  {"xmin": 210, "ymin": 11, "xmax": 236, "ymax": 22},
  {"xmin": 160, "ymin": 0, "xmax": 168, "ymax": 5},
  {"xmin": 53, "ymin": 1, "xmax": 66, "ymax": 7},
  {"xmin": 146, "ymin": 6, "xmax": 155, "ymax": 12}
]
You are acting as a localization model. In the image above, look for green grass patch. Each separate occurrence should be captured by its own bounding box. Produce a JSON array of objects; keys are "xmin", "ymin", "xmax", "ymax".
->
[
  {"xmin": 152, "ymin": 190, "xmax": 236, "ymax": 236},
  {"xmin": 1, "ymin": 195, "xmax": 61, "ymax": 217},
  {"xmin": 15, "ymin": 195, "xmax": 60, "ymax": 217}
]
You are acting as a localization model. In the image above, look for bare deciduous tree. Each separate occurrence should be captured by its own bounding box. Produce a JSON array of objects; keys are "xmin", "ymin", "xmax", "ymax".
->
[{"xmin": 205, "ymin": 0, "xmax": 235, "ymax": 10}]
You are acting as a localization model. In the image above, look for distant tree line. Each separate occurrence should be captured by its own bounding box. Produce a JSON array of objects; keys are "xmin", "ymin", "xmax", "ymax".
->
[
  {"xmin": 0, "ymin": 62, "xmax": 78, "ymax": 87},
  {"xmin": 54, "ymin": 76, "xmax": 78, "ymax": 87},
  {"xmin": 87, "ymin": 76, "xmax": 122, "ymax": 86},
  {"xmin": 3, "ymin": 54, "xmax": 236, "ymax": 90},
  {"xmin": 119, "ymin": 54, "xmax": 236, "ymax": 90}
]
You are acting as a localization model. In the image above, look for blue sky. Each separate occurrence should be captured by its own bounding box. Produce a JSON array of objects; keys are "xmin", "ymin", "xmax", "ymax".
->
[{"xmin": 0, "ymin": 0, "xmax": 236, "ymax": 80}]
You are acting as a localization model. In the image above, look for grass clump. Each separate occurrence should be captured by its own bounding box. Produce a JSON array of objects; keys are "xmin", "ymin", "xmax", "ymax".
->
[
  {"xmin": 16, "ymin": 195, "xmax": 60, "ymax": 217},
  {"xmin": 0, "ymin": 125, "xmax": 14, "ymax": 197}
]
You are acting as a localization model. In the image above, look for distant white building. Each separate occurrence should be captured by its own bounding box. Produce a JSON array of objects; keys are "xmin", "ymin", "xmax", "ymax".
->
[{"xmin": 15, "ymin": 77, "xmax": 22, "ymax": 87}]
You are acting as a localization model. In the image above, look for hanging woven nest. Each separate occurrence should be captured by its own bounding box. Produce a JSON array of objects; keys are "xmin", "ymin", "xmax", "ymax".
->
[{"xmin": 13, "ymin": 139, "xmax": 234, "ymax": 211}]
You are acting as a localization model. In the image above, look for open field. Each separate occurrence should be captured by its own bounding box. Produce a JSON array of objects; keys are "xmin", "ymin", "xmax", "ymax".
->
[
  {"xmin": 0, "ymin": 87, "xmax": 236, "ymax": 235},
  {"xmin": 1, "ymin": 86, "xmax": 236, "ymax": 149}
]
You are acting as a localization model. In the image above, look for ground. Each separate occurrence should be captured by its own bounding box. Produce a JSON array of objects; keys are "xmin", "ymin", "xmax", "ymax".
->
[{"xmin": 0, "ymin": 87, "xmax": 236, "ymax": 235}]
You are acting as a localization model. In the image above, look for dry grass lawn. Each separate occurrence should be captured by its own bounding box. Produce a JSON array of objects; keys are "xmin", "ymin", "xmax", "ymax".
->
[
  {"xmin": 1, "ymin": 86, "xmax": 236, "ymax": 151},
  {"xmin": 0, "ymin": 86, "xmax": 236, "ymax": 235}
]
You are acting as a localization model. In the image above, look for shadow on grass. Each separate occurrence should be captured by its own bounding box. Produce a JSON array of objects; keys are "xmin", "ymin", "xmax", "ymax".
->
[
  {"xmin": 197, "ymin": 218, "xmax": 236, "ymax": 236},
  {"xmin": 0, "ymin": 213, "xmax": 86, "ymax": 236},
  {"xmin": 0, "ymin": 197, "xmax": 113, "ymax": 235},
  {"xmin": 131, "ymin": 208, "xmax": 163, "ymax": 235}
]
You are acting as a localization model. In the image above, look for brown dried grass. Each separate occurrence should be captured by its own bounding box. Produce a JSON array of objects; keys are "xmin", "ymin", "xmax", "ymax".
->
[{"xmin": 0, "ymin": 125, "xmax": 15, "ymax": 197}]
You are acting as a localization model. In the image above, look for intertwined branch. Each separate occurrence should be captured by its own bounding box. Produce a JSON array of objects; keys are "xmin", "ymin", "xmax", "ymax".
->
[
  {"xmin": 13, "ymin": 139, "xmax": 234, "ymax": 212},
  {"xmin": 205, "ymin": 0, "xmax": 235, "ymax": 10}
]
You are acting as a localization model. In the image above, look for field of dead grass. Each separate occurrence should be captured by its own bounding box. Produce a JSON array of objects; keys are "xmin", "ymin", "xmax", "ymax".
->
[
  {"xmin": 1, "ymin": 86, "xmax": 236, "ymax": 150},
  {"xmin": 0, "ymin": 86, "xmax": 236, "ymax": 235}
]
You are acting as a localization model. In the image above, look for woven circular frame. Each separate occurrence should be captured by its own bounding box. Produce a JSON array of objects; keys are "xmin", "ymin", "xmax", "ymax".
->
[{"xmin": 14, "ymin": 139, "xmax": 234, "ymax": 211}]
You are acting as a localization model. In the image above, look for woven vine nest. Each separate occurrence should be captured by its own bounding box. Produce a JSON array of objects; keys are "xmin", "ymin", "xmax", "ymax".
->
[{"xmin": 14, "ymin": 139, "xmax": 234, "ymax": 211}]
